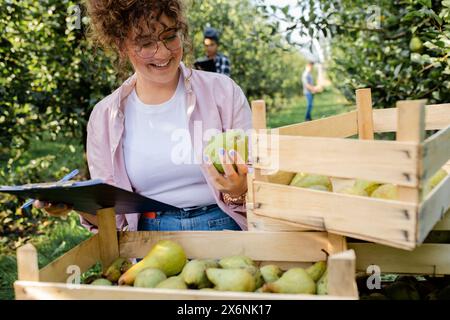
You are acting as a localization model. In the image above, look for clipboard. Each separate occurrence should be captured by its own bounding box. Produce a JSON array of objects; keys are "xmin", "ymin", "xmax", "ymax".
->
[
  {"xmin": 194, "ymin": 58, "xmax": 216, "ymax": 73},
  {"xmin": 0, "ymin": 179, "xmax": 179, "ymax": 215}
]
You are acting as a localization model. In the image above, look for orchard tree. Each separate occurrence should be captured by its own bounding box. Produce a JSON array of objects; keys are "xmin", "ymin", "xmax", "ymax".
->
[{"xmin": 260, "ymin": 0, "xmax": 450, "ymax": 107}]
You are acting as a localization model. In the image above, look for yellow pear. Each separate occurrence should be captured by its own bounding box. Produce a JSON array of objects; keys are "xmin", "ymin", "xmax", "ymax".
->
[
  {"xmin": 91, "ymin": 278, "xmax": 113, "ymax": 286},
  {"xmin": 316, "ymin": 270, "xmax": 328, "ymax": 295},
  {"xmin": 338, "ymin": 186, "xmax": 368, "ymax": 197},
  {"xmin": 206, "ymin": 268, "xmax": 256, "ymax": 292},
  {"xmin": 371, "ymin": 184, "xmax": 397, "ymax": 200},
  {"xmin": 264, "ymin": 268, "xmax": 316, "ymax": 294},
  {"xmin": 181, "ymin": 259, "xmax": 218, "ymax": 289},
  {"xmin": 306, "ymin": 261, "xmax": 327, "ymax": 282},
  {"xmin": 155, "ymin": 276, "xmax": 188, "ymax": 290},
  {"xmin": 119, "ymin": 240, "xmax": 186, "ymax": 285},
  {"xmin": 219, "ymin": 255, "xmax": 255, "ymax": 269},
  {"xmin": 134, "ymin": 268, "xmax": 166, "ymax": 288},
  {"xmin": 260, "ymin": 265, "xmax": 283, "ymax": 283},
  {"xmin": 308, "ymin": 185, "xmax": 330, "ymax": 192},
  {"xmin": 354, "ymin": 180, "xmax": 381, "ymax": 196},
  {"xmin": 424, "ymin": 169, "xmax": 448, "ymax": 196},
  {"xmin": 290, "ymin": 173, "xmax": 333, "ymax": 191}
]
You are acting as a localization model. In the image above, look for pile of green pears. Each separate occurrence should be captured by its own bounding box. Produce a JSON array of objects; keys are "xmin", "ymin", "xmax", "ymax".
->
[
  {"xmin": 288, "ymin": 168, "xmax": 448, "ymax": 200},
  {"xmin": 87, "ymin": 240, "xmax": 329, "ymax": 295}
]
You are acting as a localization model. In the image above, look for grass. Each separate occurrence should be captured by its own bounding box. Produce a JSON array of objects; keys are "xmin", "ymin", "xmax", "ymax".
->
[
  {"xmin": 0, "ymin": 213, "xmax": 91, "ymax": 300},
  {"xmin": 4, "ymin": 133, "xmax": 89, "ymax": 182},
  {"xmin": 0, "ymin": 133, "xmax": 89, "ymax": 300},
  {"xmin": 267, "ymin": 88, "xmax": 353, "ymax": 128}
]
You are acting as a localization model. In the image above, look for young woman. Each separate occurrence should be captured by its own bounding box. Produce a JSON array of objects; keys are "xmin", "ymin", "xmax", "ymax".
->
[{"xmin": 34, "ymin": 0, "xmax": 252, "ymax": 232}]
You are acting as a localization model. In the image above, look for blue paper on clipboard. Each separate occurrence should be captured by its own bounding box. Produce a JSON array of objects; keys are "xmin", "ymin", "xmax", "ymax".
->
[{"xmin": 0, "ymin": 179, "xmax": 179, "ymax": 215}]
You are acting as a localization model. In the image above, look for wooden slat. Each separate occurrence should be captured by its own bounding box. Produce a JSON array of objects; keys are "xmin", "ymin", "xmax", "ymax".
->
[
  {"xmin": 275, "ymin": 111, "xmax": 358, "ymax": 138},
  {"xmin": 97, "ymin": 208, "xmax": 120, "ymax": 272},
  {"xmin": 425, "ymin": 103, "xmax": 450, "ymax": 129},
  {"xmin": 253, "ymin": 134, "xmax": 419, "ymax": 187},
  {"xmin": 39, "ymin": 235, "xmax": 100, "ymax": 283},
  {"xmin": 252, "ymin": 181, "xmax": 418, "ymax": 250},
  {"xmin": 328, "ymin": 250, "xmax": 358, "ymax": 298},
  {"xmin": 247, "ymin": 213, "xmax": 312, "ymax": 232},
  {"xmin": 348, "ymin": 243, "xmax": 450, "ymax": 275},
  {"xmin": 17, "ymin": 244, "xmax": 39, "ymax": 282},
  {"xmin": 13, "ymin": 281, "xmax": 355, "ymax": 300},
  {"xmin": 418, "ymin": 174, "xmax": 450, "ymax": 243},
  {"xmin": 372, "ymin": 108, "xmax": 396, "ymax": 133},
  {"xmin": 396, "ymin": 100, "xmax": 426, "ymax": 204},
  {"xmin": 356, "ymin": 88, "xmax": 374, "ymax": 140},
  {"xmin": 373, "ymin": 104, "xmax": 450, "ymax": 133},
  {"xmin": 422, "ymin": 125, "xmax": 450, "ymax": 182},
  {"xmin": 251, "ymin": 100, "xmax": 269, "ymax": 183},
  {"xmin": 118, "ymin": 231, "xmax": 345, "ymax": 261},
  {"xmin": 247, "ymin": 100, "xmax": 267, "ymax": 230}
]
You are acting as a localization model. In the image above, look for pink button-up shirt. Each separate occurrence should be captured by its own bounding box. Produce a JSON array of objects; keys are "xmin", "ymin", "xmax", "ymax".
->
[{"xmin": 82, "ymin": 62, "xmax": 252, "ymax": 232}]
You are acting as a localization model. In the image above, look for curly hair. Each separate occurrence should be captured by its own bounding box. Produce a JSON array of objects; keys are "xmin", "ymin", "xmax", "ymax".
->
[{"xmin": 85, "ymin": 0, "xmax": 191, "ymax": 74}]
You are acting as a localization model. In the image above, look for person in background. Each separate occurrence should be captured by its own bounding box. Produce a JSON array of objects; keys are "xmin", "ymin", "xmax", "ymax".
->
[
  {"xmin": 302, "ymin": 61, "xmax": 322, "ymax": 121},
  {"xmin": 202, "ymin": 27, "xmax": 231, "ymax": 77}
]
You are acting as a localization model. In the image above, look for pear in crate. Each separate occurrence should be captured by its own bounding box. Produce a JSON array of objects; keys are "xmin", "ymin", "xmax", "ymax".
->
[
  {"xmin": 204, "ymin": 130, "xmax": 248, "ymax": 174},
  {"xmin": 306, "ymin": 261, "xmax": 327, "ymax": 282},
  {"xmin": 134, "ymin": 268, "xmax": 167, "ymax": 288},
  {"xmin": 308, "ymin": 185, "xmax": 330, "ymax": 192},
  {"xmin": 353, "ymin": 179, "xmax": 381, "ymax": 196},
  {"xmin": 119, "ymin": 240, "xmax": 186, "ymax": 285},
  {"xmin": 245, "ymin": 265, "xmax": 265, "ymax": 289},
  {"xmin": 181, "ymin": 259, "xmax": 218, "ymax": 289},
  {"xmin": 290, "ymin": 173, "xmax": 333, "ymax": 191},
  {"xmin": 260, "ymin": 265, "xmax": 283, "ymax": 283},
  {"xmin": 424, "ymin": 169, "xmax": 448, "ymax": 196},
  {"xmin": 103, "ymin": 258, "xmax": 131, "ymax": 283},
  {"xmin": 206, "ymin": 268, "xmax": 256, "ymax": 292},
  {"xmin": 371, "ymin": 184, "xmax": 397, "ymax": 200},
  {"xmin": 316, "ymin": 270, "xmax": 328, "ymax": 295},
  {"xmin": 91, "ymin": 278, "xmax": 113, "ymax": 286},
  {"xmin": 156, "ymin": 276, "xmax": 188, "ymax": 290},
  {"xmin": 219, "ymin": 255, "xmax": 255, "ymax": 269},
  {"xmin": 338, "ymin": 186, "xmax": 369, "ymax": 197},
  {"xmin": 264, "ymin": 268, "xmax": 316, "ymax": 294}
]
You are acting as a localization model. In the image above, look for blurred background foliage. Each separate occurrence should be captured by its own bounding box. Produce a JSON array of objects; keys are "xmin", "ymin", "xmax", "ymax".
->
[{"xmin": 259, "ymin": 0, "xmax": 450, "ymax": 107}]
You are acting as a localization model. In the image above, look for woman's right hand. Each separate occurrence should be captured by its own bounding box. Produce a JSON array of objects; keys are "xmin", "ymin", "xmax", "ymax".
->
[{"xmin": 33, "ymin": 200, "xmax": 73, "ymax": 218}]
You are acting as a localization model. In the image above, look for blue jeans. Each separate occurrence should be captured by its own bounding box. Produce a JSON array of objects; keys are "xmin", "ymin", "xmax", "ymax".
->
[
  {"xmin": 305, "ymin": 92, "xmax": 314, "ymax": 121},
  {"xmin": 137, "ymin": 204, "xmax": 242, "ymax": 231}
]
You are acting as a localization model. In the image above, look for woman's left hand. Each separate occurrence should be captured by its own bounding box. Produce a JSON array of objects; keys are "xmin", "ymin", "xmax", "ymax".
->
[{"xmin": 203, "ymin": 148, "xmax": 248, "ymax": 198}]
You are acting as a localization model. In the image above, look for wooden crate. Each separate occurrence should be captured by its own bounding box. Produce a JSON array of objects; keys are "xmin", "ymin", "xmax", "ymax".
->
[
  {"xmin": 348, "ymin": 241, "xmax": 450, "ymax": 276},
  {"xmin": 14, "ymin": 208, "xmax": 358, "ymax": 300},
  {"xmin": 247, "ymin": 88, "xmax": 450, "ymax": 250}
]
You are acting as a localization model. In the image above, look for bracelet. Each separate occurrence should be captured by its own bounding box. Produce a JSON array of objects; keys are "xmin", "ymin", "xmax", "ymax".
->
[{"xmin": 223, "ymin": 192, "xmax": 246, "ymax": 205}]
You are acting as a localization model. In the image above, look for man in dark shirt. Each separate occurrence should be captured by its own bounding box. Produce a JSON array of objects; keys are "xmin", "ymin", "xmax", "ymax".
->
[{"xmin": 200, "ymin": 27, "xmax": 231, "ymax": 77}]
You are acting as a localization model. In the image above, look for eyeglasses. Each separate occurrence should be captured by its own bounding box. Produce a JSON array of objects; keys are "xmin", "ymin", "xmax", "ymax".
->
[{"xmin": 134, "ymin": 28, "xmax": 183, "ymax": 59}]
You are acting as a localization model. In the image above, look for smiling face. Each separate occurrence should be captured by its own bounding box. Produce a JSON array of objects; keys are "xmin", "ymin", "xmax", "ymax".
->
[{"xmin": 124, "ymin": 14, "xmax": 183, "ymax": 86}]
